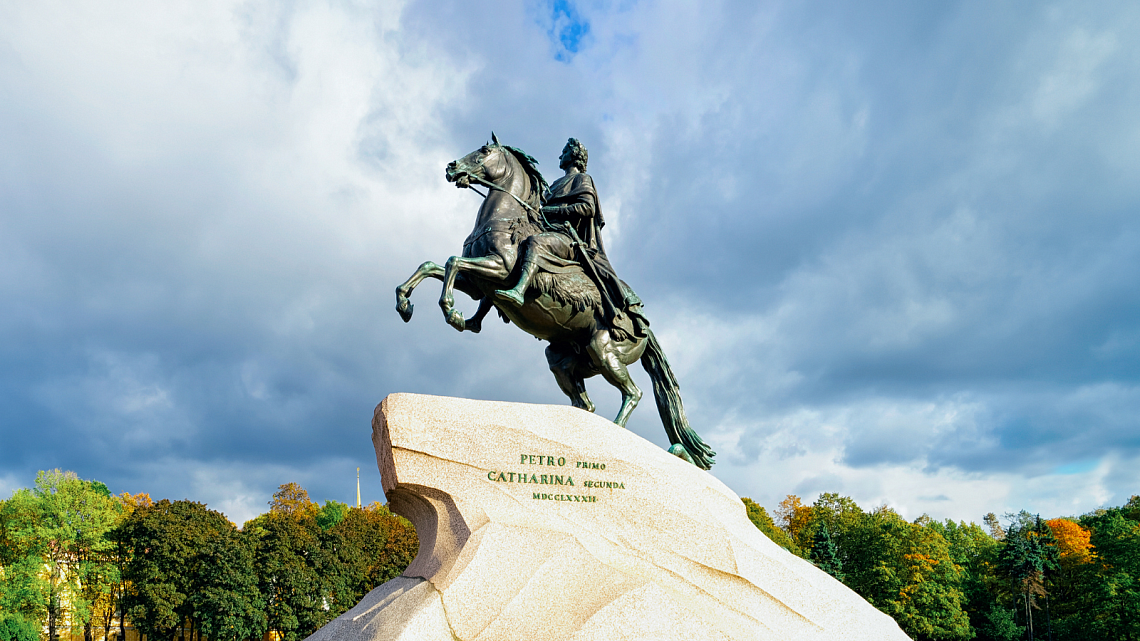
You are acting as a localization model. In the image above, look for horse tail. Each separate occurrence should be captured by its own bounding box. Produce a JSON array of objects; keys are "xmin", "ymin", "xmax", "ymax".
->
[{"xmin": 639, "ymin": 329, "xmax": 716, "ymax": 470}]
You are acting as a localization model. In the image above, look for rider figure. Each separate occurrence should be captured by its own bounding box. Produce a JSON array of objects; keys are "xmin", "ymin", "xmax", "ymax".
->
[{"xmin": 495, "ymin": 138, "xmax": 647, "ymax": 340}]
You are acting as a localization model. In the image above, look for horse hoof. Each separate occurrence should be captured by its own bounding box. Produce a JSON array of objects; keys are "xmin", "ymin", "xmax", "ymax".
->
[
  {"xmin": 397, "ymin": 301, "xmax": 414, "ymax": 323},
  {"xmin": 493, "ymin": 289, "xmax": 525, "ymax": 307},
  {"xmin": 447, "ymin": 310, "xmax": 465, "ymax": 332},
  {"xmin": 465, "ymin": 318, "xmax": 482, "ymax": 333},
  {"xmin": 668, "ymin": 444, "xmax": 696, "ymax": 466}
]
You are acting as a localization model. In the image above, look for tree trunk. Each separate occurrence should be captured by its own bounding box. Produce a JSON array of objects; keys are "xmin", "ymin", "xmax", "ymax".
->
[
  {"xmin": 1045, "ymin": 595, "xmax": 1053, "ymax": 641},
  {"xmin": 1027, "ymin": 587, "xmax": 1034, "ymax": 641},
  {"xmin": 1026, "ymin": 588, "xmax": 1035, "ymax": 638},
  {"xmin": 48, "ymin": 576, "xmax": 58, "ymax": 641}
]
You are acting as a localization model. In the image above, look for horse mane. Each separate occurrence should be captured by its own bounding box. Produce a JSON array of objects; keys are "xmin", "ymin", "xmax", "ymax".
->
[{"xmin": 503, "ymin": 145, "xmax": 548, "ymax": 211}]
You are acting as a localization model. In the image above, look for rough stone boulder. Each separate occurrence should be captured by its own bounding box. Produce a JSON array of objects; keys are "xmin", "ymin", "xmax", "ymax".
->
[{"xmin": 305, "ymin": 393, "xmax": 910, "ymax": 641}]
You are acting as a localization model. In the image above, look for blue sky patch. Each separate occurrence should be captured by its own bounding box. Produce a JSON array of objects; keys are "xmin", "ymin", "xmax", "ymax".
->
[
  {"xmin": 547, "ymin": 0, "xmax": 590, "ymax": 61},
  {"xmin": 1054, "ymin": 460, "xmax": 1100, "ymax": 475}
]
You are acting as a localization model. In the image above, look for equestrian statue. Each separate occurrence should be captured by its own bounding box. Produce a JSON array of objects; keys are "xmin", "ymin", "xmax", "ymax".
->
[{"xmin": 394, "ymin": 134, "xmax": 715, "ymax": 470}]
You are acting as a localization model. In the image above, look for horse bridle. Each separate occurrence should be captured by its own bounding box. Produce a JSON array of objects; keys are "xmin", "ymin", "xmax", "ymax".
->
[{"xmin": 457, "ymin": 150, "xmax": 561, "ymax": 233}]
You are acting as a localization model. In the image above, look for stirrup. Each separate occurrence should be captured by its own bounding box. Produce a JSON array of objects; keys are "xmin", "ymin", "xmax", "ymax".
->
[{"xmin": 494, "ymin": 288, "xmax": 526, "ymax": 306}]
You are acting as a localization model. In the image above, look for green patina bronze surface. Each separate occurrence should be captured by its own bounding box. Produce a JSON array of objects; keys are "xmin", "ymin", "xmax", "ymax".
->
[{"xmin": 394, "ymin": 134, "xmax": 716, "ymax": 470}]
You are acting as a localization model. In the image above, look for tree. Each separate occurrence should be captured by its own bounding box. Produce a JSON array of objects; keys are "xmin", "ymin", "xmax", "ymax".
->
[
  {"xmin": 1122, "ymin": 495, "xmax": 1140, "ymax": 523},
  {"xmin": 316, "ymin": 501, "xmax": 349, "ymax": 532},
  {"xmin": 0, "ymin": 496, "xmax": 48, "ymax": 638},
  {"xmin": 741, "ymin": 498, "xmax": 802, "ymax": 556},
  {"xmin": 841, "ymin": 506, "xmax": 972, "ymax": 640},
  {"xmin": 245, "ymin": 487, "xmax": 418, "ymax": 640},
  {"xmin": 0, "ymin": 613, "xmax": 39, "ymax": 641},
  {"xmin": 115, "ymin": 500, "xmax": 263, "ymax": 641},
  {"xmin": 1068, "ymin": 508, "xmax": 1140, "ymax": 640},
  {"xmin": 270, "ymin": 484, "xmax": 318, "ymax": 520},
  {"xmin": 927, "ymin": 518, "xmax": 1010, "ymax": 641},
  {"xmin": 246, "ymin": 484, "xmax": 335, "ymax": 641},
  {"xmin": 984, "ymin": 513, "xmax": 1006, "ymax": 540},
  {"xmin": 1047, "ymin": 518, "xmax": 1092, "ymax": 564},
  {"xmin": 193, "ymin": 528, "xmax": 265, "ymax": 641},
  {"xmin": 109, "ymin": 493, "xmax": 152, "ymax": 641},
  {"xmin": 804, "ymin": 493, "xmax": 865, "ymax": 567},
  {"xmin": 1044, "ymin": 517, "xmax": 1094, "ymax": 622},
  {"xmin": 69, "ymin": 482, "xmax": 122, "ymax": 641},
  {"xmin": 2, "ymin": 470, "xmax": 121, "ymax": 641},
  {"xmin": 975, "ymin": 604, "xmax": 1023, "ymax": 641},
  {"xmin": 776, "ymin": 495, "xmax": 813, "ymax": 547},
  {"xmin": 810, "ymin": 524, "xmax": 844, "ymax": 581},
  {"xmin": 326, "ymin": 502, "xmax": 417, "ymax": 605},
  {"xmin": 996, "ymin": 515, "xmax": 1059, "ymax": 640}
]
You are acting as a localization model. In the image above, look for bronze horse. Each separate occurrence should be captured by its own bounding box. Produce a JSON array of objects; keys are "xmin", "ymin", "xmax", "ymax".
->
[{"xmin": 394, "ymin": 135, "xmax": 715, "ymax": 470}]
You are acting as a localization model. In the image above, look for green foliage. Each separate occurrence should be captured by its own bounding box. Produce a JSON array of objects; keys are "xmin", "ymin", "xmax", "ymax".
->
[
  {"xmin": 244, "ymin": 492, "xmax": 418, "ymax": 641},
  {"xmin": 115, "ymin": 499, "xmax": 264, "ymax": 641},
  {"xmin": 810, "ymin": 524, "xmax": 844, "ymax": 581},
  {"xmin": 995, "ymin": 514, "xmax": 1059, "ymax": 641},
  {"xmin": 777, "ymin": 494, "xmax": 972, "ymax": 640},
  {"xmin": 848, "ymin": 508, "xmax": 972, "ymax": 640},
  {"xmin": 316, "ymin": 501, "xmax": 349, "ymax": 531},
  {"xmin": 1, "ymin": 498, "xmax": 48, "ymax": 630},
  {"xmin": 926, "ymin": 519, "xmax": 1002, "ymax": 640},
  {"xmin": 766, "ymin": 493, "xmax": 1140, "ymax": 641},
  {"xmin": 194, "ymin": 528, "xmax": 265, "ymax": 641},
  {"xmin": 803, "ymin": 493, "xmax": 865, "ymax": 555},
  {"xmin": 3, "ymin": 475, "xmax": 420, "ymax": 641},
  {"xmin": 0, "ymin": 612, "xmax": 39, "ymax": 641},
  {"xmin": 330, "ymin": 504, "xmax": 418, "ymax": 599},
  {"xmin": 0, "ymin": 554, "xmax": 48, "ymax": 628},
  {"xmin": 0, "ymin": 469, "xmax": 122, "ymax": 641},
  {"xmin": 1055, "ymin": 508, "xmax": 1140, "ymax": 640},
  {"xmin": 975, "ymin": 604, "xmax": 1023, "ymax": 641},
  {"xmin": 741, "ymin": 498, "xmax": 802, "ymax": 556},
  {"xmin": 16, "ymin": 469, "xmax": 1140, "ymax": 641},
  {"xmin": 248, "ymin": 507, "xmax": 338, "ymax": 641}
]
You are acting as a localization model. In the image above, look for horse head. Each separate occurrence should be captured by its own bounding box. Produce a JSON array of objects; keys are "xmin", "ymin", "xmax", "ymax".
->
[{"xmin": 446, "ymin": 132, "xmax": 513, "ymax": 190}]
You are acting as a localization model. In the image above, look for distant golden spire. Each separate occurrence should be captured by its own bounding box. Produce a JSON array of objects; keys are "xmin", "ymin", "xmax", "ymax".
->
[{"xmin": 356, "ymin": 467, "xmax": 361, "ymax": 508}]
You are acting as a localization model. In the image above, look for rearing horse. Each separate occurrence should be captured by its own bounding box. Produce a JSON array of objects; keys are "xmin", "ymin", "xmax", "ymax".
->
[{"xmin": 394, "ymin": 134, "xmax": 715, "ymax": 470}]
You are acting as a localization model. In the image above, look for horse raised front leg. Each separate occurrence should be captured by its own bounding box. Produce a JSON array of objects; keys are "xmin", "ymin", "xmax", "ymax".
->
[
  {"xmin": 439, "ymin": 254, "xmax": 511, "ymax": 332},
  {"xmin": 395, "ymin": 261, "xmax": 446, "ymax": 322}
]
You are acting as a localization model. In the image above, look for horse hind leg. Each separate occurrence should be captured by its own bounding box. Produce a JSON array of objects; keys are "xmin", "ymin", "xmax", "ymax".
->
[
  {"xmin": 395, "ymin": 261, "xmax": 446, "ymax": 322},
  {"xmin": 465, "ymin": 296, "xmax": 494, "ymax": 333},
  {"xmin": 546, "ymin": 343, "xmax": 595, "ymax": 413},
  {"xmin": 587, "ymin": 329, "xmax": 642, "ymax": 427}
]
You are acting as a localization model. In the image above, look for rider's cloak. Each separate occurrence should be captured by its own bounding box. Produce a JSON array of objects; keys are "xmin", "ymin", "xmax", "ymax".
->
[{"xmin": 534, "ymin": 172, "xmax": 648, "ymax": 340}]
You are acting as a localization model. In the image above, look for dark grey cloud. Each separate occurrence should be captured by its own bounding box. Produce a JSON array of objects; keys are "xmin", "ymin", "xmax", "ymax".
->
[{"xmin": 2, "ymin": 0, "xmax": 1139, "ymax": 523}]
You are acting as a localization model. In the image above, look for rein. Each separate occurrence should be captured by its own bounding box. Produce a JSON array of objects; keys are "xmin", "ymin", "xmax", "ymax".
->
[{"xmin": 466, "ymin": 173, "xmax": 558, "ymax": 232}]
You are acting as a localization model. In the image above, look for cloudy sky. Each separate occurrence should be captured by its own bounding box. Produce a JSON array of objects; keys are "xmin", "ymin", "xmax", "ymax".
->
[{"xmin": 2, "ymin": 0, "xmax": 1138, "ymax": 526}]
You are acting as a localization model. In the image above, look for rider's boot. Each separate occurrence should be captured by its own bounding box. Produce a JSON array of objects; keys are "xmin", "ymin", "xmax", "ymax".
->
[{"xmin": 495, "ymin": 260, "xmax": 538, "ymax": 306}]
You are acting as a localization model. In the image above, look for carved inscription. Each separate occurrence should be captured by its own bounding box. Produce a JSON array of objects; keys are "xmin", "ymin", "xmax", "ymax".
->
[
  {"xmin": 486, "ymin": 471, "xmax": 575, "ymax": 486},
  {"xmin": 482, "ymin": 452, "xmax": 627, "ymax": 503},
  {"xmin": 533, "ymin": 493, "xmax": 598, "ymax": 502}
]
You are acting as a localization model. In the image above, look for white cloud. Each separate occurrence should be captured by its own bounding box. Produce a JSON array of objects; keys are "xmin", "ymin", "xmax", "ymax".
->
[
  {"xmin": 1030, "ymin": 29, "xmax": 1117, "ymax": 129},
  {"xmin": 3, "ymin": 0, "xmax": 1140, "ymax": 527}
]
